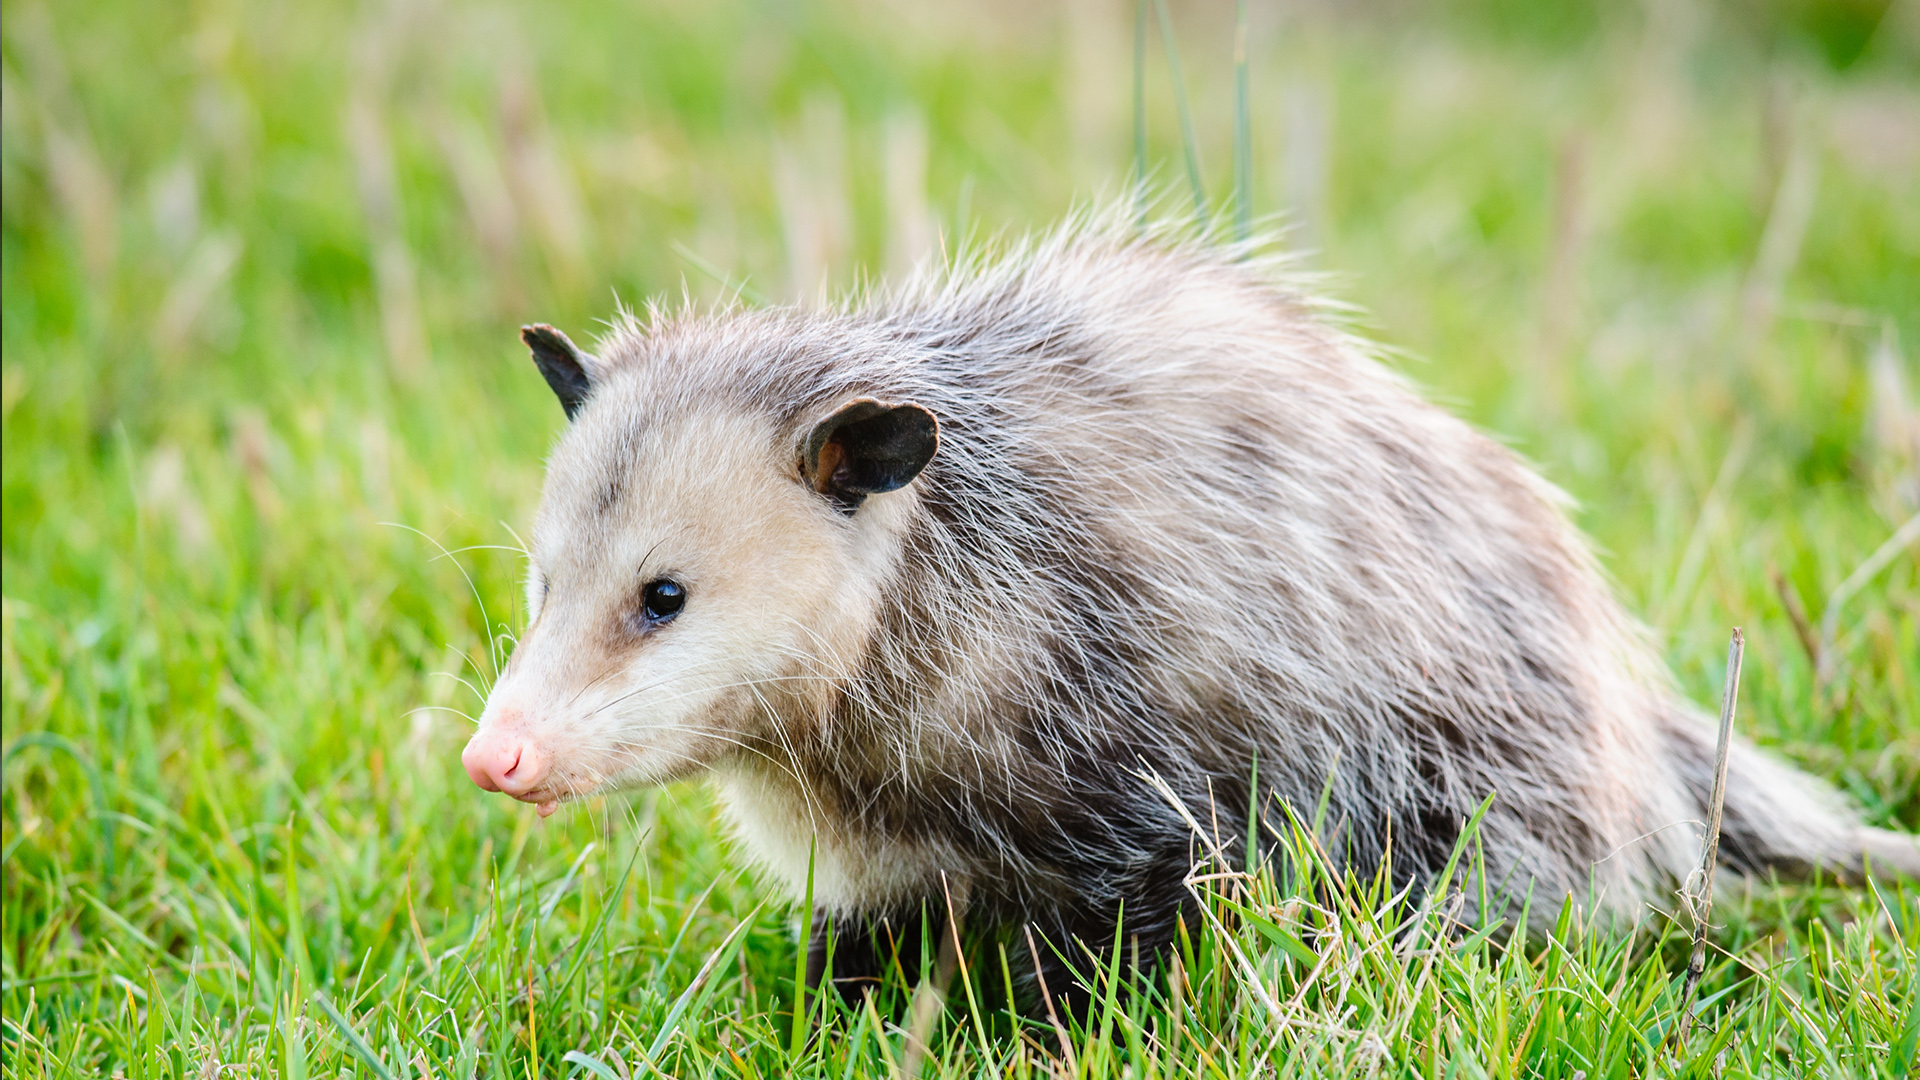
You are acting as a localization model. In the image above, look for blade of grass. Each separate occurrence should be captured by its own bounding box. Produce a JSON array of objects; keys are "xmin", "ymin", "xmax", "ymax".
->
[
  {"xmin": 561, "ymin": 1050, "xmax": 623, "ymax": 1080},
  {"xmin": 1816, "ymin": 512, "xmax": 1920, "ymax": 691},
  {"xmin": 789, "ymin": 837, "xmax": 816, "ymax": 1059},
  {"xmin": 539, "ymin": 841, "xmax": 597, "ymax": 923},
  {"xmin": 2, "ymin": 734, "xmax": 115, "ymax": 881},
  {"xmin": 940, "ymin": 872, "xmax": 992, "ymax": 1062},
  {"xmin": 279, "ymin": 994, "xmax": 308, "ymax": 1080},
  {"xmin": 1133, "ymin": 0, "xmax": 1149, "ymax": 225},
  {"xmin": 311, "ymin": 990, "xmax": 398, "ymax": 1080},
  {"xmin": 671, "ymin": 242, "xmax": 769, "ymax": 308},
  {"xmin": 642, "ymin": 904, "xmax": 764, "ymax": 1074},
  {"xmin": 1233, "ymin": 0, "xmax": 1252, "ymax": 242},
  {"xmin": 283, "ymin": 815, "xmax": 314, "ymax": 993},
  {"xmin": 1150, "ymin": 0, "xmax": 1207, "ymax": 229}
]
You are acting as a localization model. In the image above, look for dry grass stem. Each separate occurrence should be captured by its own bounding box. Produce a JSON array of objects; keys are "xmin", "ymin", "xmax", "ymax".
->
[
  {"xmin": 1742, "ymin": 135, "xmax": 1818, "ymax": 351},
  {"xmin": 1815, "ymin": 512, "xmax": 1920, "ymax": 692},
  {"xmin": 1025, "ymin": 925, "xmax": 1079, "ymax": 1077},
  {"xmin": 1769, "ymin": 565, "xmax": 1820, "ymax": 670},
  {"xmin": 1674, "ymin": 627, "xmax": 1743, "ymax": 1047}
]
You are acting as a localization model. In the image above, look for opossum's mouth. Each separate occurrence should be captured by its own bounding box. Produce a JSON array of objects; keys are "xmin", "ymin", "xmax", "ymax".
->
[
  {"xmin": 504, "ymin": 755, "xmax": 695, "ymax": 817},
  {"xmin": 501, "ymin": 785, "xmax": 564, "ymax": 818},
  {"xmin": 507, "ymin": 774, "xmax": 626, "ymax": 817}
]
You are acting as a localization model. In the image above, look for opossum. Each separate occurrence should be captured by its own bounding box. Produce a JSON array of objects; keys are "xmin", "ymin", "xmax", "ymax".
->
[{"xmin": 462, "ymin": 212, "xmax": 1919, "ymax": 1006}]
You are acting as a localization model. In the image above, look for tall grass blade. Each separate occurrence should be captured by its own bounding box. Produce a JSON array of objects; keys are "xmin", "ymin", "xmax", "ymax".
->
[
  {"xmin": 311, "ymin": 991, "xmax": 398, "ymax": 1080},
  {"xmin": 1234, "ymin": 0, "xmax": 1253, "ymax": 242},
  {"xmin": 283, "ymin": 815, "xmax": 314, "ymax": 992},
  {"xmin": 642, "ymin": 905, "xmax": 763, "ymax": 1074},
  {"xmin": 561, "ymin": 1050, "xmax": 623, "ymax": 1080},
  {"xmin": 1893, "ymin": 989, "xmax": 1920, "ymax": 1076},
  {"xmin": 1133, "ymin": 0, "xmax": 1149, "ymax": 225},
  {"xmin": 279, "ymin": 999, "xmax": 308, "ymax": 1080},
  {"xmin": 555, "ymin": 840, "xmax": 647, "ymax": 997},
  {"xmin": 1, "ymin": 734, "xmax": 114, "ymax": 880},
  {"xmin": 789, "ymin": 838, "xmax": 816, "ymax": 1058},
  {"xmin": 672, "ymin": 241, "xmax": 770, "ymax": 308},
  {"xmin": 1151, "ymin": 0, "xmax": 1207, "ymax": 229},
  {"xmin": 539, "ymin": 841, "xmax": 596, "ymax": 923}
]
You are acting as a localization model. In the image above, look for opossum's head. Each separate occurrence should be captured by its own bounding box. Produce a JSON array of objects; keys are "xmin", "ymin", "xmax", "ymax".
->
[{"xmin": 461, "ymin": 324, "xmax": 938, "ymax": 815}]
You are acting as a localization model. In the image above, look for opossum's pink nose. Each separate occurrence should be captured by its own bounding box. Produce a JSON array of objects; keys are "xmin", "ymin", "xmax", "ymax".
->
[{"xmin": 462, "ymin": 727, "xmax": 546, "ymax": 797}]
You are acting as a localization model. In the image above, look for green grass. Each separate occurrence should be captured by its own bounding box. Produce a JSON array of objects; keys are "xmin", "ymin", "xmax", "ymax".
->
[{"xmin": 4, "ymin": 1, "xmax": 1918, "ymax": 1076}]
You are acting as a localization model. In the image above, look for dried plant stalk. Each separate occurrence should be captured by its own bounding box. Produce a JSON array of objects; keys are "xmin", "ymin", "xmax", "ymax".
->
[{"xmin": 1675, "ymin": 627, "xmax": 1743, "ymax": 1047}]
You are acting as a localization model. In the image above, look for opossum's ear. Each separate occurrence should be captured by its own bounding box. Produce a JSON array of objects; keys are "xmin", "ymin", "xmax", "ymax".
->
[
  {"xmin": 801, "ymin": 398, "xmax": 940, "ymax": 513},
  {"xmin": 521, "ymin": 324, "xmax": 599, "ymax": 420}
]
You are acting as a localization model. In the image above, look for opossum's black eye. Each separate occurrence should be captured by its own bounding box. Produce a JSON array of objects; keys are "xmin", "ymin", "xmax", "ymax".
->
[{"xmin": 642, "ymin": 579, "xmax": 686, "ymax": 622}]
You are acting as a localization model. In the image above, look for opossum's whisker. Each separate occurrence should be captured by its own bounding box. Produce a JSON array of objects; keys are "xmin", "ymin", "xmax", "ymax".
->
[
  {"xmin": 436, "ymin": 544, "xmax": 532, "ymax": 558},
  {"xmin": 577, "ymin": 658, "xmax": 748, "ymax": 710},
  {"xmin": 383, "ymin": 520, "xmax": 505, "ymax": 683},
  {"xmin": 564, "ymin": 665, "xmax": 627, "ymax": 712},
  {"xmin": 588, "ymin": 670, "xmax": 843, "ymax": 718},
  {"xmin": 582, "ymin": 663, "xmax": 762, "ymax": 719},
  {"xmin": 497, "ymin": 521, "xmax": 533, "ymax": 561},
  {"xmin": 430, "ymin": 669, "xmax": 487, "ymax": 707},
  {"xmin": 493, "ymin": 626, "xmax": 519, "ymax": 663},
  {"xmin": 1587, "ymin": 818, "xmax": 1704, "ymax": 869},
  {"xmin": 575, "ymin": 730, "xmax": 815, "ymax": 798},
  {"xmin": 457, "ymin": 646, "xmax": 496, "ymax": 699},
  {"xmin": 754, "ymin": 642, "xmax": 860, "ymax": 687},
  {"xmin": 404, "ymin": 704, "xmax": 477, "ymax": 725},
  {"xmin": 742, "ymin": 676, "xmax": 830, "ymax": 838}
]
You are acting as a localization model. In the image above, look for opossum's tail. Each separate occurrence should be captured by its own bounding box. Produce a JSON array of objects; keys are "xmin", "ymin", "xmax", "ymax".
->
[{"xmin": 1660, "ymin": 707, "xmax": 1920, "ymax": 884}]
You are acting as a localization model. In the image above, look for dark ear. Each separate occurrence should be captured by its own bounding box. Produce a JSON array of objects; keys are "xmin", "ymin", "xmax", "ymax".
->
[
  {"xmin": 801, "ymin": 399, "xmax": 940, "ymax": 513},
  {"xmin": 521, "ymin": 324, "xmax": 599, "ymax": 420}
]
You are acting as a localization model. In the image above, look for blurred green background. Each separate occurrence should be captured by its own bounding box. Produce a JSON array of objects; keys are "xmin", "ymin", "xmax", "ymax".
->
[{"xmin": 3, "ymin": 0, "xmax": 1917, "ymax": 1075}]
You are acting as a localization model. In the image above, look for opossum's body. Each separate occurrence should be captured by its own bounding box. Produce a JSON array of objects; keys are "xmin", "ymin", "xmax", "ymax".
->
[{"xmin": 465, "ymin": 215, "xmax": 1919, "ymax": 1004}]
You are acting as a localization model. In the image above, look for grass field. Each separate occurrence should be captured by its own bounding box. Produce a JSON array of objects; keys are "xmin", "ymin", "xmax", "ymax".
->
[{"xmin": 4, "ymin": 0, "xmax": 1919, "ymax": 1076}]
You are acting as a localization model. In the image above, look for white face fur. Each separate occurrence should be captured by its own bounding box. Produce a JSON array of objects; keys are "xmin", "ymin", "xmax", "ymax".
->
[{"xmin": 464, "ymin": 381, "xmax": 922, "ymax": 817}]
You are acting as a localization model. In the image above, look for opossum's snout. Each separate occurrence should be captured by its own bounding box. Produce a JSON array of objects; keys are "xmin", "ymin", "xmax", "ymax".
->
[{"xmin": 462, "ymin": 723, "xmax": 548, "ymax": 802}]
